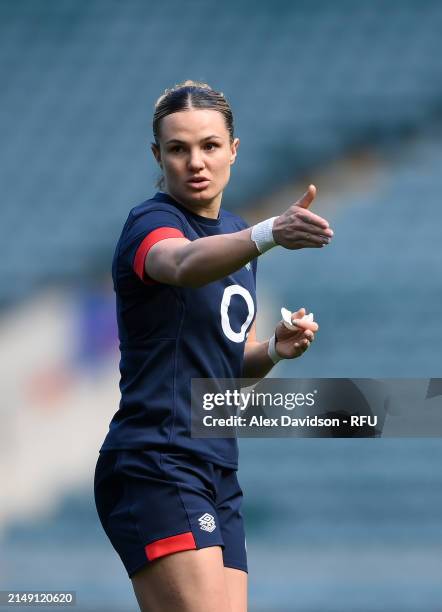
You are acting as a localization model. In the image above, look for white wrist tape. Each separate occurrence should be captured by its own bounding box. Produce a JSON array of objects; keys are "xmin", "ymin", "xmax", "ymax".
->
[
  {"xmin": 267, "ymin": 333, "xmax": 282, "ymax": 364},
  {"xmin": 251, "ymin": 217, "xmax": 278, "ymax": 253}
]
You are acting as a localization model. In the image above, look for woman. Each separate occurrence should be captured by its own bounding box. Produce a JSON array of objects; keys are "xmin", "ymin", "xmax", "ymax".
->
[{"xmin": 94, "ymin": 80, "xmax": 333, "ymax": 612}]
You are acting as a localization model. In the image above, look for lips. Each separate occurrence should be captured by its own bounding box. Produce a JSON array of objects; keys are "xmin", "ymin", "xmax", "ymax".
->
[
  {"xmin": 187, "ymin": 176, "xmax": 209, "ymax": 183},
  {"xmin": 187, "ymin": 177, "xmax": 210, "ymax": 189}
]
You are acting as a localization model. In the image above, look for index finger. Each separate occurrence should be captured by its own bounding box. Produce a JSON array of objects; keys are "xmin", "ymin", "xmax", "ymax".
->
[
  {"xmin": 296, "ymin": 208, "xmax": 330, "ymax": 229},
  {"xmin": 292, "ymin": 319, "xmax": 319, "ymax": 333}
]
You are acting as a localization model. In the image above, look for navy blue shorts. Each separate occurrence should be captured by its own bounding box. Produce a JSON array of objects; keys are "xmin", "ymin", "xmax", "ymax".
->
[{"xmin": 94, "ymin": 450, "xmax": 247, "ymax": 578}]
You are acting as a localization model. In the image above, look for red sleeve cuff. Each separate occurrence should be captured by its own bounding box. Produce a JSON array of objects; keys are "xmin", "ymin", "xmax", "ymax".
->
[
  {"xmin": 145, "ymin": 531, "xmax": 196, "ymax": 561},
  {"xmin": 133, "ymin": 227, "xmax": 185, "ymax": 284}
]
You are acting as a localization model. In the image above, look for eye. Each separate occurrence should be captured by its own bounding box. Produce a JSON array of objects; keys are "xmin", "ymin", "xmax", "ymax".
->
[
  {"xmin": 204, "ymin": 142, "xmax": 218, "ymax": 151},
  {"xmin": 169, "ymin": 145, "xmax": 184, "ymax": 153}
]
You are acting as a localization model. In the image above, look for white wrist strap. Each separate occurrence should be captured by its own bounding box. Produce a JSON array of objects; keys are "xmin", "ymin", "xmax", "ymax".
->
[
  {"xmin": 268, "ymin": 333, "xmax": 282, "ymax": 364},
  {"xmin": 251, "ymin": 217, "xmax": 278, "ymax": 253}
]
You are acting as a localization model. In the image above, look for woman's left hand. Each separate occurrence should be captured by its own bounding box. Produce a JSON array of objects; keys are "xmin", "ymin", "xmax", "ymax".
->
[{"xmin": 274, "ymin": 307, "xmax": 318, "ymax": 359}]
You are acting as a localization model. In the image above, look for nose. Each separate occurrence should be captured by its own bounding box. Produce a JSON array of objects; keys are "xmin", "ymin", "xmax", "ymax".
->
[{"xmin": 188, "ymin": 148, "xmax": 205, "ymax": 172}]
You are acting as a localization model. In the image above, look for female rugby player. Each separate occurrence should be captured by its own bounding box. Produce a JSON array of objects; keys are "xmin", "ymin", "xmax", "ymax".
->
[{"xmin": 94, "ymin": 80, "xmax": 333, "ymax": 612}]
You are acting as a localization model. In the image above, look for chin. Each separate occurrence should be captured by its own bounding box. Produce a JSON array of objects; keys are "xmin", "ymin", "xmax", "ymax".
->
[{"xmin": 184, "ymin": 185, "xmax": 218, "ymax": 201}]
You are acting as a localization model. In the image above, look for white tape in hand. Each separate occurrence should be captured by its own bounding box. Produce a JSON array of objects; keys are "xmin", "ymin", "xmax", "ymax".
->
[
  {"xmin": 268, "ymin": 307, "xmax": 315, "ymax": 365},
  {"xmin": 281, "ymin": 307, "xmax": 314, "ymax": 330}
]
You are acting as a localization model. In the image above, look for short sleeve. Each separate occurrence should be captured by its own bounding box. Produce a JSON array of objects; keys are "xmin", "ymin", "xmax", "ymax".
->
[{"xmin": 119, "ymin": 208, "xmax": 186, "ymax": 284}]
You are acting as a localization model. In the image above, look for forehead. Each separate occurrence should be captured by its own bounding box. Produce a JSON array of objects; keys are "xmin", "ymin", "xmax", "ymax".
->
[{"xmin": 159, "ymin": 109, "xmax": 228, "ymax": 142}]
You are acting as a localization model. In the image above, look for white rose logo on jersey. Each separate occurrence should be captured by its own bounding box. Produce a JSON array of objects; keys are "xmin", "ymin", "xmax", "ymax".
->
[{"xmin": 198, "ymin": 513, "xmax": 216, "ymax": 533}]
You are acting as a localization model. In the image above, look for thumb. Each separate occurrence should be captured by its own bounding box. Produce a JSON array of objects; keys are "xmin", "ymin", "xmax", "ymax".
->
[
  {"xmin": 297, "ymin": 184, "xmax": 317, "ymax": 209},
  {"xmin": 292, "ymin": 308, "xmax": 306, "ymax": 321}
]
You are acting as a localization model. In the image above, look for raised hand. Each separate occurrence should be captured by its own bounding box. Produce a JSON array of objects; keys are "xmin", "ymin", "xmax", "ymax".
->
[{"xmin": 272, "ymin": 185, "xmax": 334, "ymax": 250}]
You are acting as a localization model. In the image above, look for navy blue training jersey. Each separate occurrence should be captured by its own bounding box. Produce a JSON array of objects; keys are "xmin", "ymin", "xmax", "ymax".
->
[{"xmin": 100, "ymin": 191, "xmax": 257, "ymax": 468}]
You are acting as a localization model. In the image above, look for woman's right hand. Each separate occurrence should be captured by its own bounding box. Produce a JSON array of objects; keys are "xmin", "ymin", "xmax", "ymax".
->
[{"xmin": 272, "ymin": 185, "xmax": 334, "ymax": 250}]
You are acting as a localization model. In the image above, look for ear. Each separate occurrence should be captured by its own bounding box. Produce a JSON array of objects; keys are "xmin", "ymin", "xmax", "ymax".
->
[
  {"xmin": 151, "ymin": 142, "xmax": 162, "ymax": 167},
  {"xmin": 230, "ymin": 137, "xmax": 240, "ymax": 165}
]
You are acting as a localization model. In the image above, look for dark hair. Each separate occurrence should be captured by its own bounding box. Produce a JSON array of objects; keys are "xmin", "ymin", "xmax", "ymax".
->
[{"xmin": 152, "ymin": 80, "xmax": 235, "ymax": 189}]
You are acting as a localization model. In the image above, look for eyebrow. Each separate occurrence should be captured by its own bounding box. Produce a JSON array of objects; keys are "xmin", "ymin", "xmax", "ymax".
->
[{"xmin": 165, "ymin": 135, "xmax": 223, "ymax": 144}]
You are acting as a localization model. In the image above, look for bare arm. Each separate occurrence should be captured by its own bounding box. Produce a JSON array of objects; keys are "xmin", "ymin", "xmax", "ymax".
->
[
  {"xmin": 145, "ymin": 185, "xmax": 333, "ymax": 288},
  {"xmin": 242, "ymin": 321, "xmax": 275, "ymax": 379},
  {"xmin": 146, "ymin": 229, "xmax": 258, "ymax": 288}
]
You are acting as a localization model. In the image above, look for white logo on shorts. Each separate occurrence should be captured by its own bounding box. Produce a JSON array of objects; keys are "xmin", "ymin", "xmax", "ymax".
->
[{"xmin": 198, "ymin": 513, "xmax": 216, "ymax": 533}]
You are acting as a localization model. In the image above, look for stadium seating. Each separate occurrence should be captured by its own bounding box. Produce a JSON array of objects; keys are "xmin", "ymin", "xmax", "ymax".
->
[{"xmin": 2, "ymin": 0, "xmax": 442, "ymax": 305}]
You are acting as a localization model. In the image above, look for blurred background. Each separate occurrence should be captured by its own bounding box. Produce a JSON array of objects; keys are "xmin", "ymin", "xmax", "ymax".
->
[{"xmin": 1, "ymin": 0, "xmax": 442, "ymax": 610}]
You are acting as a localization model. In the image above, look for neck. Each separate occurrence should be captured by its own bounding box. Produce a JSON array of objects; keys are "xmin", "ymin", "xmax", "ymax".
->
[{"xmin": 163, "ymin": 188, "xmax": 222, "ymax": 219}]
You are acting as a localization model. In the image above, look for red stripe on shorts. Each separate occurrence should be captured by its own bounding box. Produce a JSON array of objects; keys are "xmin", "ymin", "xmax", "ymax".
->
[
  {"xmin": 133, "ymin": 227, "xmax": 184, "ymax": 284},
  {"xmin": 145, "ymin": 531, "xmax": 197, "ymax": 561}
]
